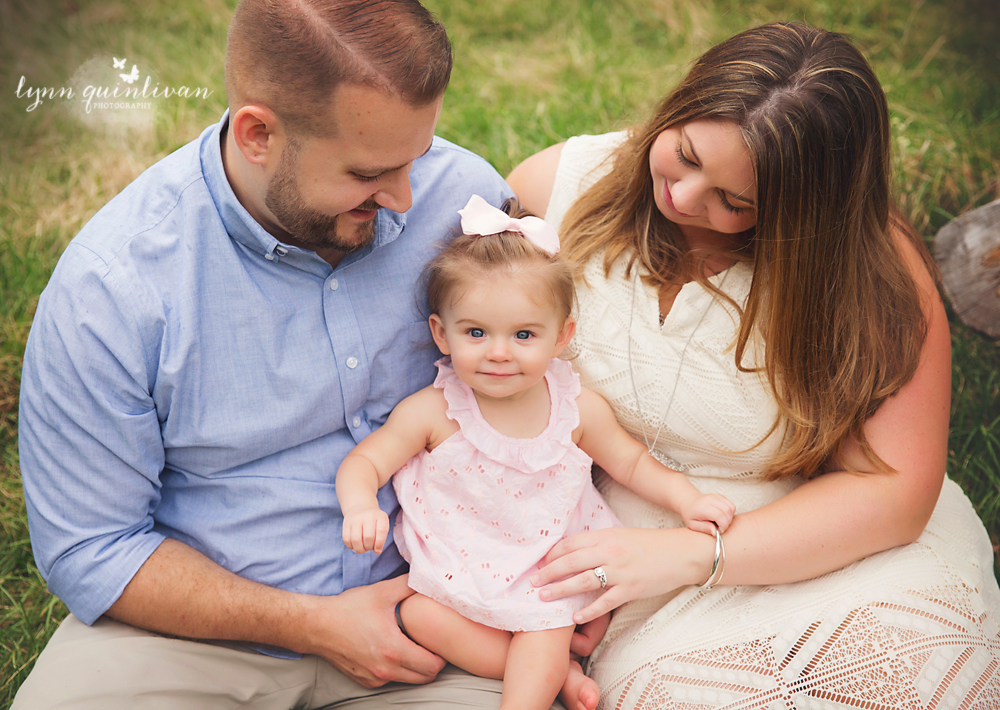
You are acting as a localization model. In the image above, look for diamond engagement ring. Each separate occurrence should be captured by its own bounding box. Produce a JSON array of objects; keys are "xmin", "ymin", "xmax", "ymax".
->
[{"xmin": 594, "ymin": 566, "xmax": 608, "ymax": 589}]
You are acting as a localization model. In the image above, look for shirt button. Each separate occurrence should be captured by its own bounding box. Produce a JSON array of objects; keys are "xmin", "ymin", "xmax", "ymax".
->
[
  {"xmin": 329, "ymin": 279, "xmax": 339, "ymax": 291},
  {"xmin": 346, "ymin": 356, "xmax": 358, "ymax": 369},
  {"xmin": 352, "ymin": 416, "xmax": 362, "ymax": 428},
  {"xmin": 264, "ymin": 252, "xmax": 275, "ymax": 261}
]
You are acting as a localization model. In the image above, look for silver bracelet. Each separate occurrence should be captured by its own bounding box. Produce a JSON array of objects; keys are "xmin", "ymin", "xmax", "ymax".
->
[{"xmin": 700, "ymin": 526, "xmax": 726, "ymax": 590}]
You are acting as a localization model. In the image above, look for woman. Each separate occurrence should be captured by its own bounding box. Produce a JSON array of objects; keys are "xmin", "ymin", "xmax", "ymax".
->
[{"xmin": 509, "ymin": 22, "xmax": 1000, "ymax": 709}]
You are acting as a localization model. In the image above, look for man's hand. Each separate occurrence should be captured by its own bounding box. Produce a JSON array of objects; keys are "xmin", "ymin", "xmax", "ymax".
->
[
  {"xmin": 570, "ymin": 613, "xmax": 610, "ymax": 658},
  {"xmin": 342, "ymin": 508, "xmax": 391, "ymax": 554},
  {"xmin": 303, "ymin": 574, "xmax": 446, "ymax": 687}
]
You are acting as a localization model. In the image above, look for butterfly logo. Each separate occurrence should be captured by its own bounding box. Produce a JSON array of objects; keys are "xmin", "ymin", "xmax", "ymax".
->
[
  {"xmin": 120, "ymin": 65, "xmax": 140, "ymax": 84},
  {"xmin": 112, "ymin": 57, "xmax": 126, "ymax": 69}
]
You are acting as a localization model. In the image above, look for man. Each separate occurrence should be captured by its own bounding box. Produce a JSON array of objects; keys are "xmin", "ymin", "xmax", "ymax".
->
[{"xmin": 13, "ymin": 1, "xmax": 543, "ymax": 707}]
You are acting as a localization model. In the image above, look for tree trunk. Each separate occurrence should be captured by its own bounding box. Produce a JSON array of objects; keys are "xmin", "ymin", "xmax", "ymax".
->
[{"xmin": 933, "ymin": 198, "xmax": 1000, "ymax": 339}]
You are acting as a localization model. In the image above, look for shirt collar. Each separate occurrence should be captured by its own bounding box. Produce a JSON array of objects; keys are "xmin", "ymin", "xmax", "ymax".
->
[{"xmin": 199, "ymin": 111, "xmax": 408, "ymax": 270}]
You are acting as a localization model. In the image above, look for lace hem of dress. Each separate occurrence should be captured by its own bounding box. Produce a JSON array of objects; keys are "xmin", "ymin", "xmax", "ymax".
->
[{"xmin": 595, "ymin": 597, "xmax": 1000, "ymax": 709}]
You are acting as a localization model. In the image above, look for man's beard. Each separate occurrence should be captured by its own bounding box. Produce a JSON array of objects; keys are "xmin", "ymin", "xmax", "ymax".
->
[{"xmin": 264, "ymin": 139, "xmax": 378, "ymax": 253}]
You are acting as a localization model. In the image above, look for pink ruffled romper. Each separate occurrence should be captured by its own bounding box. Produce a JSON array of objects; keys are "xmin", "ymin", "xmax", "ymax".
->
[{"xmin": 392, "ymin": 357, "xmax": 621, "ymax": 632}]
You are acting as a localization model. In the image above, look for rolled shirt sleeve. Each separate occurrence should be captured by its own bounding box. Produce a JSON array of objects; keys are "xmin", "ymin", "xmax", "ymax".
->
[{"xmin": 20, "ymin": 245, "xmax": 166, "ymax": 624}]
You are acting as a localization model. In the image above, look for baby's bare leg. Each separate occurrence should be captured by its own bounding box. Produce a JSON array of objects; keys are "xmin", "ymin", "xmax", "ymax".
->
[
  {"xmin": 401, "ymin": 595, "xmax": 596, "ymax": 710},
  {"xmin": 398, "ymin": 593, "xmax": 512, "ymax": 679},
  {"xmin": 501, "ymin": 626, "xmax": 575, "ymax": 710}
]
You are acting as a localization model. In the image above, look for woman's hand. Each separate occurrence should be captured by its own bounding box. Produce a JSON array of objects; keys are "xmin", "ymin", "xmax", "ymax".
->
[{"xmin": 531, "ymin": 526, "xmax": 716, "ymax": 624}]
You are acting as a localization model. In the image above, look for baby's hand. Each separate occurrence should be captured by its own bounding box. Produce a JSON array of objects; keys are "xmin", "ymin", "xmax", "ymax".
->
[
  {"xmin": 342, "ymin": 508, "xmax": 391, "ymax": 554},
  {"xmin": 682, "ymin": 494, "xmax": 735, "ymax": 535}
]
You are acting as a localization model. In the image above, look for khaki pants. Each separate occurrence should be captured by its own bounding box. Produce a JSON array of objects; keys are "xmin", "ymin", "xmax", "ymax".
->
[{"xmin": 13, "ymin": 615, "xmax": 565, "ymax": 709}]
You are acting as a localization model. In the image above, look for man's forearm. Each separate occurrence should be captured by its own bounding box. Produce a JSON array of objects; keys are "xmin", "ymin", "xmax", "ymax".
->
[
  {"xmin": 104, "ymin": 538, "xmax": 447, "ymax": 688},
  {"xmin": 106, "ymin": 538, "xmax": 318, "ymax": 653}
]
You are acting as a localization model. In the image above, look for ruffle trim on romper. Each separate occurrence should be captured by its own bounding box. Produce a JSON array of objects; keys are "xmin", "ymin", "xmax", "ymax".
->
[{"xmin": 433, "ymin": 357, "xmax": 582, "ymax": 474}]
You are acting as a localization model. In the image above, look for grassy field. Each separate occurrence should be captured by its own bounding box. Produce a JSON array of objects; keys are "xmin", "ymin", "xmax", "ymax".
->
[{"xmin": 2, "ymin": 0, "xmax": 999, "ymax": 704}]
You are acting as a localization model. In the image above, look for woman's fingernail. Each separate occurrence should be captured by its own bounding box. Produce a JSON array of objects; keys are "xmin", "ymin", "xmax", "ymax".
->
[
  {"xmin": 530, "ymin": 574, "xmax": 539, "ymax": 586},
  {"xmin": 540, "ymin": 589, "xmax": 551, "ymax": 601}
]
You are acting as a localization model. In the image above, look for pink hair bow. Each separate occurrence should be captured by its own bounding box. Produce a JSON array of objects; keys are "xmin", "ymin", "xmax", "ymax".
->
[{"xmin": 458, "ymin": 194, "xmax": 560, "ymax": 255}]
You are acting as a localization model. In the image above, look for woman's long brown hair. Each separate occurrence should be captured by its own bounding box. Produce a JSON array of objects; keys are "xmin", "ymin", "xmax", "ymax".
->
[{"xmin": 560, "ymin": 22, "xmax": 937, "ymax": 481}]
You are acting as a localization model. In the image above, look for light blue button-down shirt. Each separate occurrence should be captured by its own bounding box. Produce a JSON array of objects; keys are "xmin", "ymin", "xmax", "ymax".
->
[{"xmin": 19, "ymin": 113, "xmax": 512, "ymax": 626}]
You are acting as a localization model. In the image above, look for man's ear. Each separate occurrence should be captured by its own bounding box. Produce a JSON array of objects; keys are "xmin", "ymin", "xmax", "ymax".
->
[
  {"xmin": 552, "ymin": 315, "xmax": 576, "ymax": 357},
  {"xmin": 429, "ymin": 313, "xmax": 450, "ymax": 355},
  {"xmin": 230, "ymin": 104, "xmax": 283, "ymax": 167}
]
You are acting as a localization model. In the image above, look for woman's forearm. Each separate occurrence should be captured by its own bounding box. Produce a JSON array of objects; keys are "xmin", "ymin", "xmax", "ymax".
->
[
  {"xmin": 716, "ymin": 466, "xmax": 941, "ymax": 587},
  {"xmin": 535, "ymin": 463, "xmax": 942, "ymax": 624}
]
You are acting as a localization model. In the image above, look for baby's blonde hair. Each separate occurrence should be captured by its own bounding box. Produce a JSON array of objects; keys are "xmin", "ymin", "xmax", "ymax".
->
[{"xmin": 425, "ymin": 199, "xmax": 574, "ymax": 319}]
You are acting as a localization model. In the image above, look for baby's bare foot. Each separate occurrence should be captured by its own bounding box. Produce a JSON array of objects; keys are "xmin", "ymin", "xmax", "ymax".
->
[{"xmin": 559, "ymin": 660, "xmax": 599, "ymax": 710}]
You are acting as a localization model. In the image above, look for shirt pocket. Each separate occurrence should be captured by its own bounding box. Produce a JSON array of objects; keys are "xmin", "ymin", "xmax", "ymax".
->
[{"xmin": 366, "ymin": 320, "xmax": 440, "ymax": 426}]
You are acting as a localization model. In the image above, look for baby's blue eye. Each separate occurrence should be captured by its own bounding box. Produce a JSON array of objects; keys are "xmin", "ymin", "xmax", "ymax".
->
[
  {"xmin": 469, "ymin": 328, "xmax": 485, "ymax": 338},
  {"xmin": 515, "ymin": 331, "xmax": 533, "ymax": 340}
]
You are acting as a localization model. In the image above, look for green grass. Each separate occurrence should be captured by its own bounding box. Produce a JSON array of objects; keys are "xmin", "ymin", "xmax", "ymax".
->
[{"xmin": 2, "ymin": 0, "xmax": 998, "ymax": 704}]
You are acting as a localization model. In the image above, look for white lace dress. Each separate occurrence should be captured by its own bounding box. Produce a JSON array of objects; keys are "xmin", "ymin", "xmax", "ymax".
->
[{"xmin": 546, "ymin": 132, "xmax": 1000, "ymax": 709}]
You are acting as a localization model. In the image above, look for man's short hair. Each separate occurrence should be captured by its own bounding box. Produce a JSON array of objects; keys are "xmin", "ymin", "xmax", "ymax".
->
[{"xmin": 225, "ymin": 0, "xmax": 452, "ymax": 136}]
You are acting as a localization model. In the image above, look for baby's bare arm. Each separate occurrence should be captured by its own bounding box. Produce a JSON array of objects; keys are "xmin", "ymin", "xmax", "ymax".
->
[
  {"xmin": 575, "ymin": 388, "xmax": 734, "ymax": 531},
  {"xmin": 337, "ymin": 386, "xmax": 451, "ymax": 553}
]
